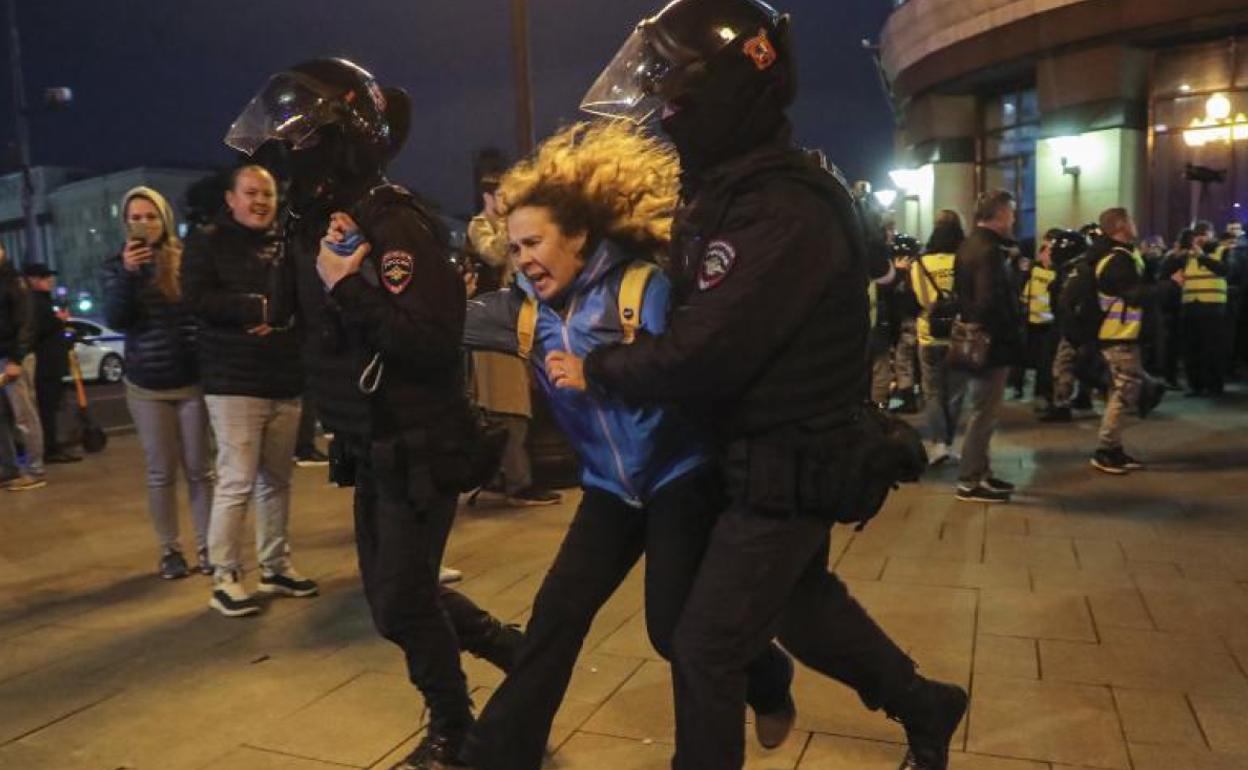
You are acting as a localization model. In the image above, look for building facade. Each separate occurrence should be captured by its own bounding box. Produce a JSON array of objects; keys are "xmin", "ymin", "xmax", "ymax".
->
[
  {"xmin": 1, "ymin": 167, "xmax": 210, "ymax": 304},
  {"xmin": 879, "ymin": 0, "xmax": 1248, "ymax": 245}
]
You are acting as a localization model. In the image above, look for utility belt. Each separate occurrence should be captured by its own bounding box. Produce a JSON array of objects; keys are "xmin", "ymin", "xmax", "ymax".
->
[
  {"xmin": 730, "ymin": 404, "xmax": 927, "ymax": 530},
  {"xmin": 328, "ymin": 405, "xmax": 507, "ymax": 504}
]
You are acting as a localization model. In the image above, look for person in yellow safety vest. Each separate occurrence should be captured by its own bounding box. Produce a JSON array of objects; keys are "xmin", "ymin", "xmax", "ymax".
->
[
  {"xmin": 1088, "ymin": 208, "xmax": 1184, "ymax": 476},
  {"xmin": 910, "ymin": 209, "xmax": 967, "ymax": 466},
  {"xmin": 1017, "ymin": 229, "xmax": 1061, "ymax": 411},
  {"xmin": 1181, "ymin": 221, "xmax": 1230, "ymax": 397}
]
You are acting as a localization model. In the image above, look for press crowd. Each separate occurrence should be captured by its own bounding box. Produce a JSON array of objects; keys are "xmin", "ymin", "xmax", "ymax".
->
[{"xmin": 870, "ymin": 197, "xmax": 1246, "ymax": 501}]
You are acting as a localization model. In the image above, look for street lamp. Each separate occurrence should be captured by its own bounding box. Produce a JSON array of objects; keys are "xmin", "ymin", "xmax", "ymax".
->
[{"xmin": 5, "ymin": 0, "xmax": 72, "ymax": 266}]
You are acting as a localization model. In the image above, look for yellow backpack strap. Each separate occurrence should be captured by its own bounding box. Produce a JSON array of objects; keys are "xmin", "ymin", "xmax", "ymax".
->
[
  {"xmin": 618, "ymin": 261, "xmax": 658, "ymax": 344},
  {"xmin": 516, "ymin": 296, "xmax": 538, "ymax": 360}
]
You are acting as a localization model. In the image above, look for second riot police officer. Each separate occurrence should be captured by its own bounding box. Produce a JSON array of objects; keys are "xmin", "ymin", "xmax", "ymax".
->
[
  {"xmin": 551, "ymin": 1, "xmax": 968, "ymax": 768},
  {"xmin": 225, "ymin": 59, "xmax": 519, "ymax": 770}
]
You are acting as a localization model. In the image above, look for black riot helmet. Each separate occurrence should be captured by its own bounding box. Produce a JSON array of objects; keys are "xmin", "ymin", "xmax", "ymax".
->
[
  {"xmin": 891, "ymin": 234, "xmax": 921, "ymax": 260},
  {"xmin": 1078, "ymin": 221, "xmax": 1103, "ymax": 245},
  {"xmin": 1047, "ymin": 228, "xmax": 1087, "ymax": 268},
  {"xmin": 225, "ymin": 59, "xmax": 409, "ymax": 213},
  {"xmin": 583, "ymin": 0, "xmax": 795, "ymax": 174}
]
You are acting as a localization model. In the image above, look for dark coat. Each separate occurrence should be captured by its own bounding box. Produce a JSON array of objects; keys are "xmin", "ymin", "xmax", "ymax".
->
[
  {"xmin": 585, "ymin": 140, "xmax": 870, "ymax": 440},
  {"xmin": 100, "ymin": 255, "xmax": 199, "ymax": 390},
  {"xmin": 181, "ymin": 212, "xmax": 302, "ymax": 399},
  {"xmin": 29, "ymin": 290, "xmax": 70, "ymax": 381},
  {"xmin": 0, "ymin": 261, "xmax": 33, "ymax": 362},
  {"xmin": 954, "ymin": 226, "xmax": 1025, "ymax": 368}
]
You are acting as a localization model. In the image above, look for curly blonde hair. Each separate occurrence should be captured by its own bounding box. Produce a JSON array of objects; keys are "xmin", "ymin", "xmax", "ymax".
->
[{"xmin": 497, "ymin": 121, "xmax": 680, "ymax": 252}]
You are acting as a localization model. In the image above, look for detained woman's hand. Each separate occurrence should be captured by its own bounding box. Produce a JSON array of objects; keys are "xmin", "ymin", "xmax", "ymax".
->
[{"xmin": 545, "ymin": 351, "xmax": 587, "ymax": 392}]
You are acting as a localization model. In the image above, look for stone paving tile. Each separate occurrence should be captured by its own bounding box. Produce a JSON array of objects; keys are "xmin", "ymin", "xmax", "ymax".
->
[
  {"xmin": 203, "ymin": 746, "xmax": 360, "ymax": 770},
  {"xmin": 799, "ymin": 734, "xmax": 1052, "ymax": 770},
  {"xmin": 983, "ymin": 533, "xmax": 1079, "ymax": 570},
  {"xmin": 967, "ymin": 674, "xmax": 1130, "ymax": 769},
  {"xmin": 551, "ymin": 728, "xmax": 809, "ymax": 770},
  {"xmin": 880, "ymin": 557, "xmax": 1030, "ymax": 591},
  {"xmin": 580, "ymin": 660, "xmax": 674, "ymax": 743},
  {"xmin": 1135, "ymin": 578, "xmax": 1248, "ymax": 638},
  {"xmin": 974, "ymin": 634, "xmax": 1039, "ymax": 681},
  {"xmin": 1112, "ymin": 687, "xmax": 1208, "ymax": 749},
  {"xmin": 1190, "ymin": 692, "xmax": 1248, "ymax": 755},
  {"xmin": 1040, "ymin": 628, "xmax": 1248, "ymax": 696},
  {"xmin": 978, "ymin": 588, "xmax": 1096, "ymax": 642},
  {"xmin": 1130, "ymin": 743, "xmax": 1248, "ymax": 770},
  {"xmin": 247, "ymin": 671, "xmax": 424, "ymax": 767}
]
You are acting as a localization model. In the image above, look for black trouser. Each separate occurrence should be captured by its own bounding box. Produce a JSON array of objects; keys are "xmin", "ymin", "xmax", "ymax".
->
[
  {"xmin": 1023, "ymin": 322, "xmax": 1057, "ymax": 402},
  {"xmin": 34, "ymin": 374, "xmax": 65, "ymax": 454},
  {"xmin": 353, "ymin": 440, "xmax": 496, "ymax": 734},
  {"xmin": 295, "ymin": 400, "xmax": 319, "ymax": 456},
  {"xmin": 1183, "ymin": 303, "xmax": 1227, "ymax": 394},
  {"xmin": 670, "ymin": 456, "xmax": 915, "ymax": 770},
  {"xmin": 468, "ymin": 466, "xmax": 792, "ymax": 770}
]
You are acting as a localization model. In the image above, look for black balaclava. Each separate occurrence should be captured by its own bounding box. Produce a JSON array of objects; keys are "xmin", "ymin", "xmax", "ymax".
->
[{"xmin": 660, "ymin": 52, "xmax": 789, "ymax": 180}]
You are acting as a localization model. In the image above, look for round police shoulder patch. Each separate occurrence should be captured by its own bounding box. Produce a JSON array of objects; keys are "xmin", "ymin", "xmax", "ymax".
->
[
  {"xmin": 381, "ymin": 250, "xmax": 415, "ymax": 295},
  {"xmin": 697, "ymin": 240, "xmax": 737, "ymax": 291}
]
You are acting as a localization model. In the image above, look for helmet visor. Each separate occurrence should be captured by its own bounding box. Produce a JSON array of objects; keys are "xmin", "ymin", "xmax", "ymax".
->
[
  {"xmin": 224, "ymin": 73, "xmax": 340, "ymax": 156},
  {"xmin": 580, "ymin": 28, "xmax": 677, "ymax": 124}
]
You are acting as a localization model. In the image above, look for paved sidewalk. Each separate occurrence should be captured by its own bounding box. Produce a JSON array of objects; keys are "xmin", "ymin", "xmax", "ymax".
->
[{"xmin": 1, "ymin": 390, "xmax": 1247, "ymax": 770}]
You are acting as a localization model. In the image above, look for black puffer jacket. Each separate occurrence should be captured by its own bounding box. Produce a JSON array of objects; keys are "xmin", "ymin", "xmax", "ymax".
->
[
  {"xmin": 181, "ymin": 212, "xmax": 302, "ymax": 399},
  {"xmin": 100, "ymin": 255, "xmax": 199, "ymax": 390},
  {"xmin": 0, "ymin": 260, "xmax": 33, "ymax": 362}
]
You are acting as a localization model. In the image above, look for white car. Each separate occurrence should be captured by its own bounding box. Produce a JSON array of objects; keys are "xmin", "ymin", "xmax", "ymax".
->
[{"xmin": 66, "ymin": 318, "xmax": 126, "ymax": 384}]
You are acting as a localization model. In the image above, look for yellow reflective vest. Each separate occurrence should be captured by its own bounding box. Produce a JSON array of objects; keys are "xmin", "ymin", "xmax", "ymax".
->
[
  {"xmin": 1182, "ymin": 245, "xmax": 1228, "ymax": 305},
  {"xmin": 909, "ymin": 253, "xmax": 956, "ymax": 346},
  {"xmin": 1096, "ymin": 248, "xmax": 1145, "ymax": 342},
  {"xmin": 1021, "ymin": 266, "xmax": 1056, "ymax": 325}
]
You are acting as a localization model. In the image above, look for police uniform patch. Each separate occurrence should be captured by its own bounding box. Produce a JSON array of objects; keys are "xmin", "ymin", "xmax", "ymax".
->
[
  {"xmin": 381, "ymin": 251, "xmax": 415, "ymax": 295},
  {"xmin": 743, "ymin": 29, "xmax": 778, "ymax": 71},
  {"xmin": 698, "ymin": 240, "xmax": 736, "ymax": 291}
]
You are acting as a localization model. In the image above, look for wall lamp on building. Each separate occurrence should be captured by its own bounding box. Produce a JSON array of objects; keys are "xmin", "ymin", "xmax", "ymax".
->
[
  {"xmin": 1183, "ymin": 93, "xmax": 1248, "ymax": 148},
  {"xmin": 889, "ymin": 166, "xmax": 933, "ymax": 193},
  {"xmin": 873, "ymin": 189, "xmax": 899, "ymax": 209},
  {"xmin": 1050, "ymin": 135, "xmax": 1097, "ymax": 180}
]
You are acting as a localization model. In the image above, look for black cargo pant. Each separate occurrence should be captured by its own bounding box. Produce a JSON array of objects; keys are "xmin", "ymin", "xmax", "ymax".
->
[
  {"xmin": 352, "ymin": 438, "xmax": 501, "ymax": 734},
  {"xmin": 670, "ymin": 454, "xmax": 916, "ymax": 770},
  {"xmin": 1183, "ymin": 303, "xmax": 1227, "ymax": 394},
  {"xmin": 468, "ymin": 465, "xmax": 792, "ymax": 770}
]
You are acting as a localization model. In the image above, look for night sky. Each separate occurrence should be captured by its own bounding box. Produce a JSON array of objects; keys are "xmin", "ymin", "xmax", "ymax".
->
[{"xmin": 1, "ymin": 1, "xmax": 895, "ymax": 218}]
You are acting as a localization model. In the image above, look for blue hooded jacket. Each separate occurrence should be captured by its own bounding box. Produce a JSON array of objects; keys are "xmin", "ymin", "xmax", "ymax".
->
[{"xmin": 464, "ymin": 239, "xmax": 708, "ymax": 506}]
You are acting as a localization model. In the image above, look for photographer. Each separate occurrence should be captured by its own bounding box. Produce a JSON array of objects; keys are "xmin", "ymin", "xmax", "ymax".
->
[{"xmin": 102, "ymin": 187, "xmax": 211, "ymax": 580}]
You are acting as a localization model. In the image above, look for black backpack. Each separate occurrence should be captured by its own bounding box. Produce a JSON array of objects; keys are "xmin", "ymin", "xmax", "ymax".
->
[{"xmin": 1058, "ymin": 256, "xmax": 1104, "ymax": 345}]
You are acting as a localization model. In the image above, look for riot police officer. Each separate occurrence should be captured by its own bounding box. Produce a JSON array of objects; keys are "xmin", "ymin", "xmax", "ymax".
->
[
  {"xmin": 551, "ymin": 2, "xmax": 967, "ymax": 768},
  {"xmin": 225, "ymin": 59, "xmax": 519, "ymax": 770}
]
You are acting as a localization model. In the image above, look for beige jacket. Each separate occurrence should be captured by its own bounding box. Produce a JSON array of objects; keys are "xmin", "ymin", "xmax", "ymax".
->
[{"xmin": 468, "ymin": 212, "xmax": 530, "ymax": 417}]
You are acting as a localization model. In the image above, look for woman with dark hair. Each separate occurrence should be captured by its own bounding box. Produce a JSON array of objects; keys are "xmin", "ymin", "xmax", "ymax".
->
[
  {"xmin": 101, "ymin": 187, "xmax": 212, "ymax": 580},
  {"xmin": 911, "ymin": 209, "xmax": 968, "ymax": 465}
]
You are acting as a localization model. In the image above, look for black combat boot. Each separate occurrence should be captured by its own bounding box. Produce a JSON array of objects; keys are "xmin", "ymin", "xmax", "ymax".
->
[
  {"xmin": 389, "ymin": 723, "xmax": 470, "ymax": 770},
  {"xmin": 441, "ymin": 590, "xmax": 525, "ymax": 672},
  {"xmin": 886, "ymin": 676, "xmax": 969, "ymax": 770}
]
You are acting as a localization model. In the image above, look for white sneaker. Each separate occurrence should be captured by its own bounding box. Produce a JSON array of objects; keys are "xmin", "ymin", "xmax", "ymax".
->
[
  {"xmin": 928, "ymin": 443, "xmax": 951, "ymax": 467},
  {"xmin": 439, "ymin": 566, "xmax": 463, "ymax": 585},
  {"xmin": 209, "ymin": 571, "xmax": 261, "ymax": 617}
]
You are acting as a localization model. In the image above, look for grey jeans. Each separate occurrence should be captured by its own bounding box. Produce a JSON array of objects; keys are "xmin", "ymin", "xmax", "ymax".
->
[
  {"xmin": 918, "ymin": 344, "xmax": 967, "ymax": 447},
  {"xmin": 126, "ymin": 391, "xmax": 213, "ymax": 554},
  {"xmin": 205, "ymin": 395, "xmax": 301, "ymax": 576},
  {"xmin": 2, "ymin": 354, "xmax": 44, "ymax": 476},
  {"xmin": 958, "ymin": 366, "xmax": 1008, "ymax": 483}
]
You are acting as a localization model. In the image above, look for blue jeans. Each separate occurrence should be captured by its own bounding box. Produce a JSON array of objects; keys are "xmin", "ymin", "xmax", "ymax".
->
[{"xmin": 204, "ymin": 395, "xmax": 301, "ymax": 576}]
